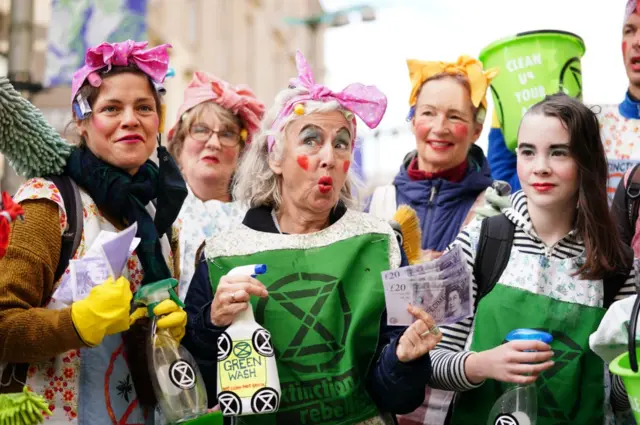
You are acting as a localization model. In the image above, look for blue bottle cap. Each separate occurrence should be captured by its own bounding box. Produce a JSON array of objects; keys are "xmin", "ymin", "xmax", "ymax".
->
[
  {"xmin": 254, "ymin": 264, "xmax": 267, "ymax": 275},
  {"xmin": 505, "ymin": 328, "xmax": 553, "ymax": 344}
]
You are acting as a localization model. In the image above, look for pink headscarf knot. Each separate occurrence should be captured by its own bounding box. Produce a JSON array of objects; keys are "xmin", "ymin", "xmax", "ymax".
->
[
  {"xmin": 71, "ymin": 40, "xmax": 171, "ymax": 102},
  {"xmin": 168, "ymin": 72, "xmax": 265, "ymax": 144},
  {"xmin": 267, "ymin": 50, "xmax": 387, "ymax": 152}
]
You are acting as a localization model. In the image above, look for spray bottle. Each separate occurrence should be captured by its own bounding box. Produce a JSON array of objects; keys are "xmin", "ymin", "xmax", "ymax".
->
[
  {"xmin": 487, "ymin": 329, "xmax": 553, "ymax": 425},
  {"xmin": 216, "ymin": 265, "xmax": 280, "ymax": 417},
  {"xmin": 134, "ymin": 278, "xmax": 221, "ymax": 424}
]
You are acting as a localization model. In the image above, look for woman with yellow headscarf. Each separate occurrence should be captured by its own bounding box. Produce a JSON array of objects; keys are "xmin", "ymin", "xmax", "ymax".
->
[
  {"xmin": 367, "ymin": 58, "xmax": 503, "ymax": 425},
  {"xmin": 369, "ymin": 56, "xmax": 504, "ymax": 263}
]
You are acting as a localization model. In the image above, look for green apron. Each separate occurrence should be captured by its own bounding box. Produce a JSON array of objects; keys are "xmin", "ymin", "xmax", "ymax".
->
[
  {"xmin": 205, "ymin": 210, "xmax": 400, "ymax": 425},
  {"xmin": 450, "ymin": 249, "xmax": 607, "ymax": 425}
]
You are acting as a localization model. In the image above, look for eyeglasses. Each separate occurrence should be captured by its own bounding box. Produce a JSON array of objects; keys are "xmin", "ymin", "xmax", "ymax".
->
[{"xmin": 189, "ymin": 124, "xmax": 241, "ymax": 147}]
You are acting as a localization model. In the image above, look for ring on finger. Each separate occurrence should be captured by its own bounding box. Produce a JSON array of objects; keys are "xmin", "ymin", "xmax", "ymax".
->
[
  {"xmin": 420, "ymin": 325, "xmax": 440, "ymax": 338},
  {"xmin": 230, "ymin": 291, "xmax": 238, "ymax": 303}
]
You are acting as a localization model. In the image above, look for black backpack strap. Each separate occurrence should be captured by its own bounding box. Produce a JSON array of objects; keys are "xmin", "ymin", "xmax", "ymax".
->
[
  {"xmin": 48, "ymin": 176, "xmax": 83, "ymax": 284},
  {"xmin": 624, "ymin": 164, "xmax": 640, "ymax": 229},
  {"xmin": 630, "ymin": 191, "xmax": 640, "ymax": 230},
  {"xmin": 603, "ymin": 243, "xmax": 634, "ymax": 309},
  {"xmin": 473, "ymin": 214, "xmax": 516, "ymax": 309}
]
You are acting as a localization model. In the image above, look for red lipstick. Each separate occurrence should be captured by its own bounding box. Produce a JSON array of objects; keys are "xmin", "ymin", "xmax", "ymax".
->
[
  {"xmin": 532, "ymin": 183, "xmax": 556, "ymax": 193},
  {"xmin": 318, "ymin": 176, "xmax": 333, "ymax": 194}
]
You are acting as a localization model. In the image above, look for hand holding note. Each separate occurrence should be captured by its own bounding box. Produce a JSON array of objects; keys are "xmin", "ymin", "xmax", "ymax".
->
[
  {"xmin": 52, "ymin": 223, "xmax": 140, "ymax": 304},
  {"xmin": 382, "ymin": 245, "xmax": 473, "ymax": 326}
]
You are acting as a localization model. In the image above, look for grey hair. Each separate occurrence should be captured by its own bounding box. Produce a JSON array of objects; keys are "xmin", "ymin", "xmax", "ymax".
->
[{"xmin": 232, "ymin": 86, "xmax": 364, "ymax": 210}]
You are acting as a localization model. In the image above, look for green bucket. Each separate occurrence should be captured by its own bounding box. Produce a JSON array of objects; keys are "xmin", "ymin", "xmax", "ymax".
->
[
  {"xmin": 609, "ymin": 293, "xmax": 640, "ymax": 422},
  {"xmin": 479, "ymin": 30, "xmax": 586, "ymax": 151},
  {"xmin": 610, "ymin": 350, "xmax": 640, "ymax": 421}
]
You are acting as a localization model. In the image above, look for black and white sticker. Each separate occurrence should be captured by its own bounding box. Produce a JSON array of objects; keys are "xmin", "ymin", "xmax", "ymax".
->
[
  {"xmin": 494, "ymin": 413, "xmax": 520, "ymax": 425},
  {"xmin": 251, "ymin": 387, "xmax": 279, "ymax": 414},
  {"xmin": 218, "ymin": 391, "xmax": 242, "ymax": 416},
  {"xmin": 218, "ymin": 332, "xmax": 232, "ymax": 361},
  {"xmin": 168, "ymin": 360, "xmax": 196, "ymax": 390},
  {"xmin": 252, "ymin": 329, "xmax": 274, "ymax": 357}
]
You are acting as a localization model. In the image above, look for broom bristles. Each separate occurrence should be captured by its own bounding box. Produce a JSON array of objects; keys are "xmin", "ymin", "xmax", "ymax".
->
[{"xmin": 393, "ymin": 205, "xmax": 422, "ymax": 265}]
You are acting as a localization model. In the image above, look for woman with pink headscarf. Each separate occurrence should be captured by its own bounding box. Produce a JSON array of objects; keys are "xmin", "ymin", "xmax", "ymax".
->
[
  {"xmin": 181, "ymin": 51, "xmax": 441, "ymax": 424},
  {"xmin": 0, "ymin": 40, "xmax": 187, "ymax": 424},
  {"xmin": 167, "ymin": 72, "xmax": 265, "ymax": 299}
]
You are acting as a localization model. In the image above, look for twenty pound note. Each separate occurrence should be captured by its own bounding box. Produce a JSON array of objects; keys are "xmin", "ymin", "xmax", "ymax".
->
[
  {"xmin": 382, "ymin": 245, "xmax": 472, "ymax": 326},
  {"xmin": 52, "ymin": 223, "xmax": 140, "ymax": 305}
]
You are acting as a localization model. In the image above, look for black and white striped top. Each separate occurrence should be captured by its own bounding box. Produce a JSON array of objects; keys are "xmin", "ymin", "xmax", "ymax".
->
[{"xmin": 429, "ymin": 191, "xmax": 636, "ymax": 412}]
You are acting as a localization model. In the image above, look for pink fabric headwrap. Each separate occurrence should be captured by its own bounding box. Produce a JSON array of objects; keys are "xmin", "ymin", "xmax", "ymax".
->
[
  {"xmin": 167, "ymin": 71, "xmax": 265, "ymax": 143},
  {"xmin": 71, "ymin": 40, "xmax": 171, "ymax": 102},
  {"xmin": 266, "ymin": 50, "xmax": 387, "ymax": 152},
  {"xmin": 625, "ymin": 0, "xmax": 640, "ymax": 24}
]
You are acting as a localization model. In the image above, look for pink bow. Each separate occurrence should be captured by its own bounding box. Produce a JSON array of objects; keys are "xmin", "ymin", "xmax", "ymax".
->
[
  {"xmin": 267, "ymin": 50, "xmax": 387, "ymax": 152},
  {"xmin": 71, "ymin": 40, "xmax": 171, "ymax": 102},
  {"xmin": 167, "ymin": 71, "xmax": 265, "ymax": 143}
]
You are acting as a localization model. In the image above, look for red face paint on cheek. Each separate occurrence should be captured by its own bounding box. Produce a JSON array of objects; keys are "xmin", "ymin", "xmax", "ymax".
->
[
  {"xmin": 297, "ymin": 155, "xmax": 309, "ymax": 171},
  {"xmin": 453, "ymin": 123, "xmax": 469, "ymax": 140},
  {"xmin": 415, "ymin": 122, "xmax": 431, "ymax": 141},
  {"xmin": 90, "ymin": 115, "xmax": 118, "ymax": 145},
  {"xmin": 343, "ymin": 160, "xmax": 351, "ymax": 173},
  {"xmin": 91, "ymin": 114, "xmax": 109, "ymax": 132},
  {"xmin": 623, "ymin": 41, "xmax": 628, "ymax": 59}
]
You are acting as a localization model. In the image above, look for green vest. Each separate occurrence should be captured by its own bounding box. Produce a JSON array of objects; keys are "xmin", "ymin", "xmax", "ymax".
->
[
  {"xmin": 205, "ymin": 210, "xmax": 401, "ymax": 425},
  {"xmin": 450, "ymin": 248, "xmax": 607, "ymax": 425}
]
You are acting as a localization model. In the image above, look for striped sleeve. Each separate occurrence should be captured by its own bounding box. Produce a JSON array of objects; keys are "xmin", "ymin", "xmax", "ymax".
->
[
  {"xmin": 610, "ymin": 269, "xmax": 637, "ymax": 412},
  {"xmin": 429, "ymin": 218, "xmax": 485, "ymax": 391},
  {"xmin": 613, "ymin": 265, "xmax": 637, "ymax": 302}
]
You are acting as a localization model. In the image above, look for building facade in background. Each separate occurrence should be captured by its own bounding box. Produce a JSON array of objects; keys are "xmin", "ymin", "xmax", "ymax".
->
[{"xmin": 0, "ymin": 0, "xmax": 325, "ymax": 193}]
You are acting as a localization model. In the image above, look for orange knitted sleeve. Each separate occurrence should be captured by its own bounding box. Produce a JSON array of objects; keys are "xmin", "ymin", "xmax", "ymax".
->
[{"xmin": 0, "ymin": 199, "xmax": 83, "ymax": 364}]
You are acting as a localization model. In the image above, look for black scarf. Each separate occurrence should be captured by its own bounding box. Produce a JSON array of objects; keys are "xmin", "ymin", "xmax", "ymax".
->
[{"xmin": 64, "ymin": 145, "xmax": 187, "ymax": 284}]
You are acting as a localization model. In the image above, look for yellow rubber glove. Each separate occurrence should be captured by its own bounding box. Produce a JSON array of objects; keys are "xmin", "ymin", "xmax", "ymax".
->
[
  {"xmin": 71, "ymin": 276, "xmax": 133, "ymax": 346},
  {"xmin": 130, "ymin": 299, "xmax": 187, "ymax": 342}
]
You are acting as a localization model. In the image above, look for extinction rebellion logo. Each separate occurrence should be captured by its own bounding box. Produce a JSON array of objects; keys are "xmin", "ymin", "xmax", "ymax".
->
[
  {"xmin": 255, "ymin": 272, "xmax": 352, "ymax": 374},
  {"xmin": 255, "ymin": 272, "xmax": 374, "ymax": 424}
]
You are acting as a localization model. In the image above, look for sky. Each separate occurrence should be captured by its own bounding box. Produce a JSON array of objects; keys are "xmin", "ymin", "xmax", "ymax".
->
[{"xmin": 318, "ymin": 0, "xmax": 629, "ymax": 186}]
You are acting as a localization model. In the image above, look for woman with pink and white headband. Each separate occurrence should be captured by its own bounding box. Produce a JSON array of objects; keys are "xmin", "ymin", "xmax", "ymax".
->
[
  {"xmin": 181, "ymin": 51, "xmax": 440, "ymax": 424},
  {"xmin": 167, "ymin": 72, "xmax": 265, "ymax": 300},
  {"xmin": 0, "ymin": 40, "xmax": 187, "ymax": 424}
]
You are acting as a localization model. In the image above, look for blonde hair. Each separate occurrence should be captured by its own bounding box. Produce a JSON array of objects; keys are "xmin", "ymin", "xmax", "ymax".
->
[
  {"xmin": 232, "ymin": 86, "xmax": 363, "ymax": 210},
  {"xmin": 168, "ymin": 101, "xmax": 244, "ymax": 163}
]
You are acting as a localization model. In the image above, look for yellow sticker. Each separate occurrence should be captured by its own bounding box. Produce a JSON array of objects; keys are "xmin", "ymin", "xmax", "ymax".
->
[{"xmin": 219, "ymin": 339, "xmax": 267, "ymax": 398}]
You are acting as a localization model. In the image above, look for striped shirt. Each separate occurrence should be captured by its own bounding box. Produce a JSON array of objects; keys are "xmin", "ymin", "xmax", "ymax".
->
[{"xmin": 429, "ymin": 191, "xmax": 635, "ymax": 412}]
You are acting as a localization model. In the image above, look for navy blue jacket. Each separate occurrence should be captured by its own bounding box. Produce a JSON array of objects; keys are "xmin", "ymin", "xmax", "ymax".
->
[
  {"xmin": 393, "ymin": 145, "xmax": 493, "ymax": 252},
  {"xmin": 181, "ymin": 204, "xmax": 431, "ymax": 420}
]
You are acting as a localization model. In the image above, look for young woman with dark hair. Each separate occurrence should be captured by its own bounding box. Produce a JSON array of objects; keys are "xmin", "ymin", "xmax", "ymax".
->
[{"xmin": 428, "ymin": 93, "xmax": 636, "ymax": 425}]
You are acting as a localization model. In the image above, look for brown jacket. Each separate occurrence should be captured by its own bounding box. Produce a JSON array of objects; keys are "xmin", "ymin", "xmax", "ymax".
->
[{"xmin": 0, "ymin": 199, "xmax": 180, "ymax": 392}]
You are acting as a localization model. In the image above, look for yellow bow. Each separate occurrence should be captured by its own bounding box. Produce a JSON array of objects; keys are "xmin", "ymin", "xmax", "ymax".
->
[{"xmin": 407, "ymin": 55, "xmax": 499, "ymax": 109}]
